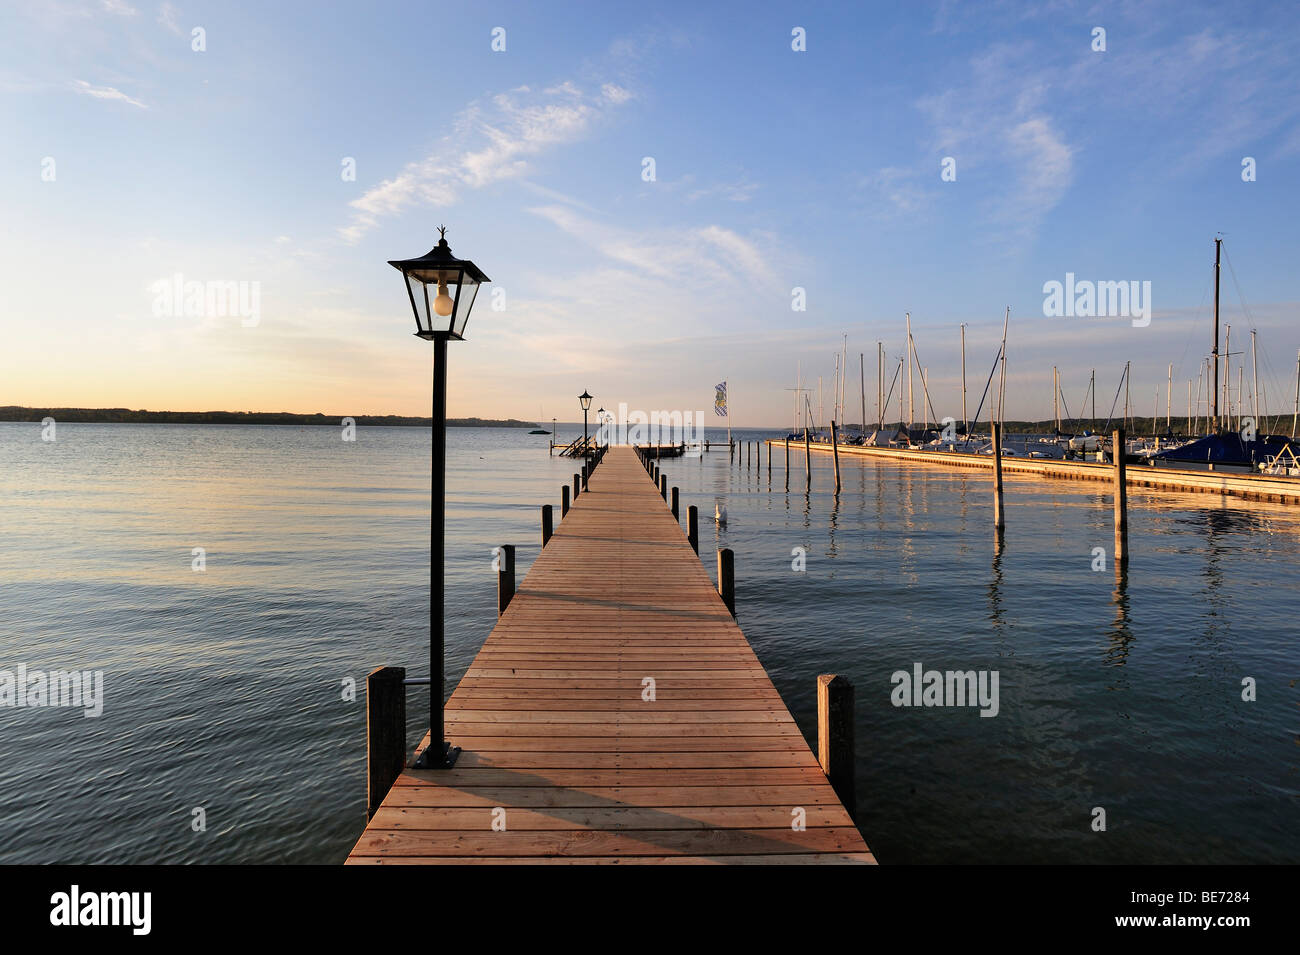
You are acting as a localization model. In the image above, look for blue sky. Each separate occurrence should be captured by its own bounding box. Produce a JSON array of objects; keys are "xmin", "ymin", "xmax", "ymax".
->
[{"xmin": 4, "ymin": 0, "xmax": 1299, "ymax": 425}]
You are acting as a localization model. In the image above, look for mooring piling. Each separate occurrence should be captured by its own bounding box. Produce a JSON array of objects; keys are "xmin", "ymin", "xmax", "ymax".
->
[
  {"xmin": 831, "ymin": 420, "xmax": 842, "ymax": 494},
  {"xmin": 365, "ymin": 665, "xmax": 406, "ymax": 821},
  {"xmin": 496, "ymin": 544, "xmax": 515, "ymax": 617},
  {"xmin": 1113, "ymin": 428, "xmax": 1128, "ymax": 563},
  {"xmin": 804, "ymin": 428, "xmax": 812, "ymax": 491},
  {"xmin": 817, "ymin": 673, "xmax": 856, "ymax": 821},
  {"xmin": 992, "ymin": 422, "xmax": 1005, "ymax": 531},
  {"xmin": 717, "ymin": 547, "xmax": 735, "ymax": 616}
]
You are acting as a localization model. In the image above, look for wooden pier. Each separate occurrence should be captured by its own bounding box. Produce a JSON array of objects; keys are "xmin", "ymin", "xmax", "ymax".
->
[
  {"xmin": 348, "ymin": 446, "xmax": 872, "ymax": 865},
  {"xmin": 772, "ymin": 439, "xmax": 1300, "ymax": 505}
]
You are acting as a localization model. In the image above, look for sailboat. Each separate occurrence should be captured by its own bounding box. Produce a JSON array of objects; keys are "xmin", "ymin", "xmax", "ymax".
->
[
  {"xmin": 1150, "ymin": 238, "xmax": 1295, "ymax": 471},
  {"xmin": 529, "ymin": 403, "xmax": 551, "ymax": 434}
]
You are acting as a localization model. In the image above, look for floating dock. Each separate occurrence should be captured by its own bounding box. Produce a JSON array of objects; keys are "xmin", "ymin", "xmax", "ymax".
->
[
  {"xmin": 768, "ymin": 439, "xmax": 1300, "ymax": 504},
  {"xmin": 347, "ymin": 446, "xmax": 872, "ymax": 865}
]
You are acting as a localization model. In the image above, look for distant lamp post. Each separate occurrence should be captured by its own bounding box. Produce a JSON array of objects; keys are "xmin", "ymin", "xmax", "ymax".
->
[
  {"xmin": 579, "ymin": 390, "xmax": 593, "ymax": 455},
  {"xmin": 389, "ymin": 226, "xmax": 489, "ymax": 770},
  {"xmin": 596, "ymin": 406, "xmax": 606, "ymax": 448}
]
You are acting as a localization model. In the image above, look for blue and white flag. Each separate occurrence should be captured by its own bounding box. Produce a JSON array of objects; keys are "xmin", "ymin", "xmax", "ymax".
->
[{"xmin": 714, "ymin": 381, "xmax": 728, "ymax": 417}]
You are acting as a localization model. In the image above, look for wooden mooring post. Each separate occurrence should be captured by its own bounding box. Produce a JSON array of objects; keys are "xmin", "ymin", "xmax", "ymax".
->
[
  {"xmin": 573, "ymin": 473, "xmax": 581, "ymax": 500},
  {"xmin": 817, "ymin": 674, "xmax": 856, "ymax": 820},
  {"xmin": 496, "ymin": 544, "xmax": 515, "ymax": 617},
  {"xmin": 1113, "ymin": 428, "xmax": 1128, "ymax": 563},
  {"xmin": 561, "ymin": 484, "xmax": 570, "ymax": 517},
  {"xmin": 804, "ymin": 428, "xmax": 812, "ymax": 491},
  {"xmin": 717, "ymin": 548, "xmax": 735, "ymax": 616},
  {"xmin": 831, "ymin": 420, "xmax": 842, "ymax": 494},
  {"xmin": 366, "ymin": 665, "xmax": 405, "ymax": 820},
  {"xmin": 784, "ymin": 438, "xmax": 790, "ymax": 492},
  {"xmin": 671, "ymin": 486, "xmax": 679, "ymax": 520},
  {"xmin": 992, "ymin": 421, "xmax": 1005, "ymax": 531},
  {"xmin": 541, "ymin": 504, "xmax": 553, "ymax": 546},
  {"xmin": 687, "ymin": 504, "xmax": 699, "ymax": 554},
  {"xmin": 660, "ymin": 474, "xmax": 668, "ymax": 501}
]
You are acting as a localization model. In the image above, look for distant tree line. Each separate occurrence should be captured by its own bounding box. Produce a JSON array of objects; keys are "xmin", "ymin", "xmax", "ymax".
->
[{"xmin": 0, "ymin": 407, "xmax": 538, "ymax": 428}]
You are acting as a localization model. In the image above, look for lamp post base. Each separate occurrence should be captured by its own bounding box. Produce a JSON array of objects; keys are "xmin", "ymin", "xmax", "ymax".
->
[{"xmin": 412, "ymin": 740, "xmax": 461, "ymax": 770}]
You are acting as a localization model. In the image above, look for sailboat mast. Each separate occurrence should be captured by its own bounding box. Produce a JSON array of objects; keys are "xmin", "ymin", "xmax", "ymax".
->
[
  {"xmin": 997, "ymin": 307, "xmax": 1010, "ymax": 426},
  {"xmin": 1091, "ymin": 368, "xmax": 1096, "ymax": 429},
  {"xmin": 1124, "ymin": 361, "xmax": 1131, "ymax": 434},
  {"xmin": 1224, "ymin": 324, "xmax": 1231, "ymax": 430},
  {"xmin": 905, "ymin": 312, "xmax": 913, "ymax": 428},
  {"xmin": 1212, "ymin": 236, "xmax": 1222, "ymax": 429},
  {"xmin": 1293, "ymin": 348, "xmax": 1299, "ymax": 440},
  {"xmin": 877, "ymin": 342, "xmax": 883, "ymax": 432},
  {"xmin": 878, "ymin": 343, "xmax": 889, "ymax": 433},
  {"xmin": 859, "ymin": 352, "xmax": 866, "ymax": 435},
  {"xmin": 1167, "ymin": 362, "xmax": 1173, "ymax": 432},
  {"xmin": 842, "ymin": 334, "xmax": 848, "ymax": 425},
  {"xmin": 897, "ymin": 357, "xmax": 904, "ymax": 428},
  {"xmin": 1053, "ymin": 365, "xmax": 1059, "ymax": 433},
  {"xmin": 960, "ymin": 323, "xmax": 968, "ymax": 437},
  {"xmin": 1251, "ymin": 329, "xmax": 1259, "ymax": 425}
]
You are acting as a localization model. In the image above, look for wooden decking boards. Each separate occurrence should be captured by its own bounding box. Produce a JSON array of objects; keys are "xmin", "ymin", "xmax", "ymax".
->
[{"xmin": 346, "ymin": 446, "xmax": 873, "ymax": 865}]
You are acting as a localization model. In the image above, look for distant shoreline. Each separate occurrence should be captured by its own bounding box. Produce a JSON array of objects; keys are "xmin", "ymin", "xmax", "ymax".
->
[{"xmin": 0, "ymin": 407, "xmax": 538, "ymax": 428}]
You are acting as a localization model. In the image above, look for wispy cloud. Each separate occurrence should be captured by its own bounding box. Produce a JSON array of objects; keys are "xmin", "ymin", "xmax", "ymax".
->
[
  {"xmin": 157, "ymin": 1, "xmax": 182, "ymax": 35},
  {"xmin": 916, "ymin": 41, "xmax": 1074, "ymax": 246},
  {"xmin": 529, "ymin": 204, "xmax": 780, "ymax": 295},
  {"xmin": 101, "ymin": 0, "xmax": 138, "ymax": 15},
  {"xmin": 71, "ymin": 79, "xmax": 147, "ymax": 108},
  {"xmin": 341, "ymin": 81, "xmax": 633, "ymax": 242}
]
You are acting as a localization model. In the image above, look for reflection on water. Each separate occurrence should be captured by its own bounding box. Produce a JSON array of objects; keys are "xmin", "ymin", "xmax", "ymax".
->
[
  {"xmin": 681, "ymin": 437, "xmax": 1298, "ymax": 864},
  {"xmin": 0, "ymin": 424, "xmax": 1295, "ymax": 864}
]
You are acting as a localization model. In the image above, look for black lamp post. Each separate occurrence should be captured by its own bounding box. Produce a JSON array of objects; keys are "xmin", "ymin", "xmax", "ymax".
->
[
  {"xmin": 579, "ymin": 390, "xmax": 593, "ymax": 455},
  {"xmin": 596, "ymin": 407, "xmax": 606, "ymax": 448},
  {"xmin": 389, "ymin": 226, "xmax": 489, "ymax": 770}
]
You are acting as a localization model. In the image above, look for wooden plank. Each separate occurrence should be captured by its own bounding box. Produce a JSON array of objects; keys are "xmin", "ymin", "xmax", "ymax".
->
[
  {"xmin": 347, "ymin": 852, "xmax": 876, "ymax": 865},
  {"xmin": 347, "ymin": 447, "xmax": 870, "ymax": 865}
]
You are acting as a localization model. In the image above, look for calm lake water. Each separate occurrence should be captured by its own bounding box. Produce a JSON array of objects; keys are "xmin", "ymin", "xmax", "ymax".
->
[{"xmin": 0, "ymin": 422, "xmax": 1295, "ymax": 864}]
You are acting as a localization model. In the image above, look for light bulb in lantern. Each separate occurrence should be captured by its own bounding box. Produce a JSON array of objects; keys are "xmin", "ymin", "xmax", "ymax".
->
[{"xmin": 433, "ymin": 279, "xmax": 454, "ymax": 317}]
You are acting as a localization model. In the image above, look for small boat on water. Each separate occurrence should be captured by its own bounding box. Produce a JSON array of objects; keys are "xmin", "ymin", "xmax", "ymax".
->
[{"xmin": 529, "ymin": 429, "xmax": 550, "ymax": 435}]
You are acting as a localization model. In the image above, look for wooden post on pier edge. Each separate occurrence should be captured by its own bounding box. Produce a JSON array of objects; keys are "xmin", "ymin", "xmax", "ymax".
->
[
  {"xmin": 717, "ymin": 548, "xmax": 735, "ymax": 617},
  {"xmin": 831, "ymin": 420, "xmax": 842, "ymax": 494},
  {"xmin": 817, "ymin": 674, "xmax": 856, "ymax": 820},
  {"xmin": 671, "ymin": 486, "xmax": 679, "ymax": 521},
  {"xmin": 541, "ymin": 504, "xmax": 553, "ymax": 546},
  {"xmin": 687, "ymin": 505, "xmax": 699, "ymax": 554},
  {"xmin": 804, "ymin": 428, "xmax": 812, "ymax": 492},
  {"xmin": 660, "ymin": 474, "xmax": 668, "ymax": 501},
  {"xmin": 1113, "ymin": 428, "xmax": 1128, "ymax": 563},
  {"xmin": 496, "ymin": 544, "xmax": 515, "ymax": 617},
  {"xmin": 992, "ymin": 422, "xmax": 1005, "ymax": 531},
  {"xmin": 561, "ymin": 484, "xmax": 570, "ymax": 517},
  {"xmin": 366, "ymin": 665, "xmax": 405, "ymax": 820},
  {"xmin": 573, "ymin": 473, "xmax": 581, "ymax": 500}
]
